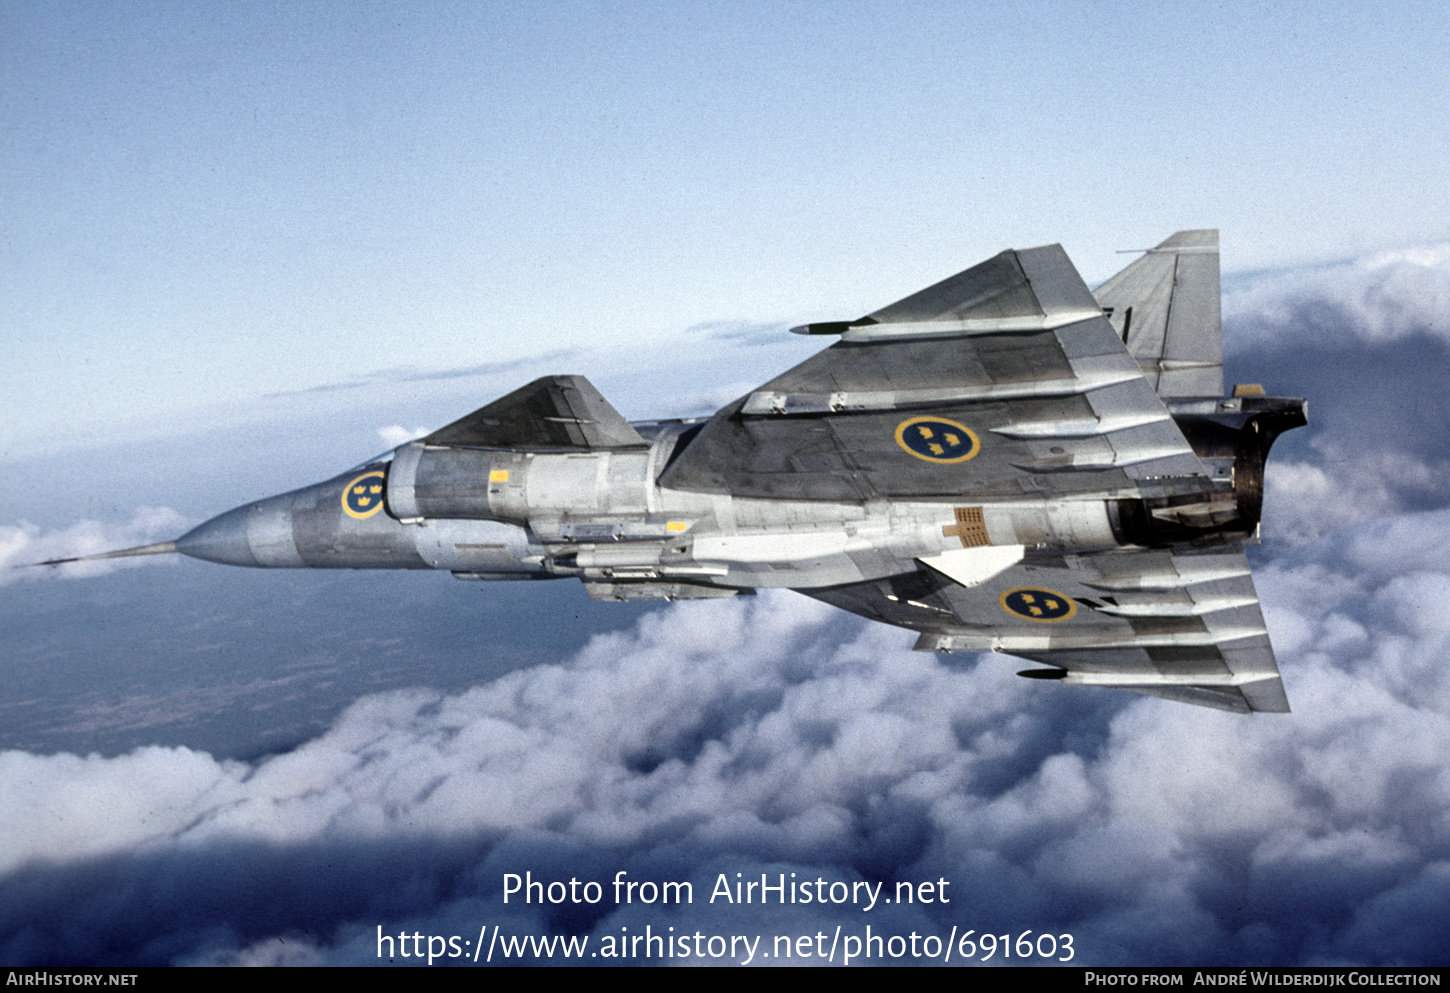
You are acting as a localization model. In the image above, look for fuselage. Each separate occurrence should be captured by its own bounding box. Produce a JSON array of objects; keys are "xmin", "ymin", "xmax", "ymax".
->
[
  {"xmin": 174, "ymin": 394, "xmax": 1303, "ymax": 598},
  {"xmin": 176, "ymin": 418, "xmax": 1123, "ymax": 593},
  {"xmin": 72, "ymin": 233, "xmax": 1309, "ymax": 713}
]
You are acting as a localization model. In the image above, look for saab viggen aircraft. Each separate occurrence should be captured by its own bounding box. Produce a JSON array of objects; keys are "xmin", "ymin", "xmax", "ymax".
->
[{"xmin": 45, "ymin": 231, "xmax": 1305, "ymax": 713}]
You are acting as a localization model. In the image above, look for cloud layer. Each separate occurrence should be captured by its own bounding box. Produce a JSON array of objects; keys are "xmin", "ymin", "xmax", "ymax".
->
[
  {"xmin": 1224, "ymin": 243, "xmax": 1450, "ymax": 350},
  {"xmin": 1228, "ymin": 243, "xmax": 1450, "ymax": 553},
  {"xmin": 3, "ymin": 241, "xmax": 1449, "ymax": 967},
  {"xmin": 4, "ymin": 500, "xmax": 1449, "ymax": 966},
  {"xmin": 0, "ymin": 506, "xmax": 189, "ymax": 584}
]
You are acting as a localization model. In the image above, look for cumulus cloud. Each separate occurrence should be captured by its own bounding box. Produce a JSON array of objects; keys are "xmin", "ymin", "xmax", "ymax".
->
[
  {"xmin": 4, "ymin": 506, "xmax": 1450, "ymax": 966},
  {"xmin": 376, "ymin": 425, "xmax": 431, "ymax": 448},
  {"xmin": 0, "ymin": 506, "xmax": 189, "ymax": 583},
  {"xmin": 4, "ymin": 241, "xmax": 1450, "ymax": 967},
  {"xmin": 1224, "ymin": 243, "xmax": 1450, "ymax": 350},
  {"xmin": 1223, "ymin": 239, "xmax": 1450, "ymax": 551},
  {"xmin": 1262, "ymin": 440, "xmax": 1450, "ymax": 548}
]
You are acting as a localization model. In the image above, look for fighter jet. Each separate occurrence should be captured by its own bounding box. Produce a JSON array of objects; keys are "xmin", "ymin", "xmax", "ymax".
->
[{"xmin": 44, "ymin": 230, "xmax": 1305, "ymax": 713}]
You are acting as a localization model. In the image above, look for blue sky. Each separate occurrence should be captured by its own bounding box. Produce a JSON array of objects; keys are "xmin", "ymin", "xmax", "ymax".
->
[
  {"xmin": 4, "ymin": 1, "xmax": 1449, "ymax": 458},
  {"xmin": 3, "ymin": 0, "xmax": 1450, "ymax": 968}
]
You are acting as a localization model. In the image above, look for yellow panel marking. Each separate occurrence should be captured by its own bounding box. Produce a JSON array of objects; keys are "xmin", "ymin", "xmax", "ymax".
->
[
  {"xmin": 665, "ymin": 521, "xmax": 688, "ymax": 533},
  {"xmin": 489, "ymin": 469, "xmax": 510, "ymax": 483},
  {"xmin": 942, "ymin": 506, "xmax": 990, "ymax": 547}
]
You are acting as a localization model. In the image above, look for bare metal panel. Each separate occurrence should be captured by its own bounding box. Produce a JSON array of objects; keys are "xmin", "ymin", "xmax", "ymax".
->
[
  {"xmin": 410, "ymin": 518, "xmax": 544, "ymax": 574},
  {"xmin": 1094, "ymin": 230, "xmax": 1224, "ymax": 398},
  {"xmin": 526, "ymin": 453, "xmax": 604, "ymax": 512},
  {"xmin": 246, "ymin": 496, "xmax": 306, "ymax": 568},
  {"xmin": 408, "ymin": 447, "xmax": 498, "ymax": 519},
  {"xmin": 424, "ymin": 375, "xmax": 648, "ymax": 450},
  {"xmin": 288, "ymin": 471, "xmax": 430, "ymax": 569},
  {"xmin": 1016, "ymin": 244, "xmax": 1108, "ymax": 315},
  {"xmin": 661, "ymin": 387, "xmax": 1205, "ymax": 502},
  {"xmin": 385, "ymin": 442, "xmax": 426, "ymax": 519},
  {"xmin": 663, "ymin": 244, "xmax": 1208, "ymax": 503},
  {"xmin": 865, "ymin": 249, "xmax": 1040, "ymax": 324},
  {"xmin": 583, "ymin": 581, "xmax": 745, "ymax": 601},
  {"xmin": 810, "ymin": 544, "xmax": 1286, "ymax": 713}
]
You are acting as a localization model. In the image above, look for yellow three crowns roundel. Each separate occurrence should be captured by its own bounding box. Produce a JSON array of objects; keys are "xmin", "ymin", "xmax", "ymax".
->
[
  {"xmin": 999, "ymin": 587, "xmax": 1077, "ymax": 622},
  {"xmin": 894, "ymin": 416, "xmax": 980, "ymax": 464},
  {"xmin": 342, "ymin": 470, "xmax": 387, "ymax": 520}
]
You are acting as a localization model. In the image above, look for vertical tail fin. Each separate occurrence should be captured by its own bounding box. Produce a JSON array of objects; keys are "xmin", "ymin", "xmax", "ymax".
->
[{"xmin": 1094, "ymin": 230, "xmax": 1223, "ymax": 398}]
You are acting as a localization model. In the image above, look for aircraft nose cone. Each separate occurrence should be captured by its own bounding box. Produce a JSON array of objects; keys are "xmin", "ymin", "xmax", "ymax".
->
[
  {"xmin": 176, "ymin": 494, "xmax": 303, "ymax": 568},
  {"xmin": 176, "ymin": 505, "xmax": 258, "ymax": 566}
]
